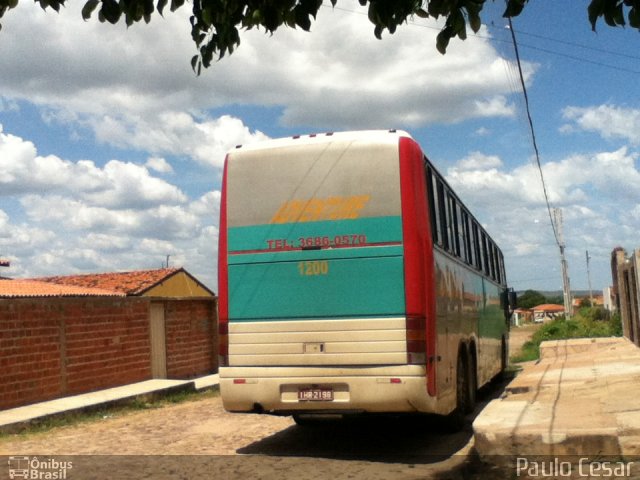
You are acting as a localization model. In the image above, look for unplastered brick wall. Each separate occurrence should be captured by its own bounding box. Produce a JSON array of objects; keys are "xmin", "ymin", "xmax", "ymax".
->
[
  {"xmin": 164, "ymin": 299, "xmax": 218, "ymax": 378},
  {"xmin": 0, "ymin": 297, "xmax": 151, "ymax": 410}
]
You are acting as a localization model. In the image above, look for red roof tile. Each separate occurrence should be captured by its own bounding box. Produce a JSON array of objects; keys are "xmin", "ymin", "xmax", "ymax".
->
[
  {"xmin": 532, "ymin": 303, "xmax": 565, "ymax": 312},
  {"xmin": 32, "ymin": 268, "xmax": 183, "ymax": 295},
  {"xmin": 0, "ymin": 279, "xmax": 126, "ymax": 298}
]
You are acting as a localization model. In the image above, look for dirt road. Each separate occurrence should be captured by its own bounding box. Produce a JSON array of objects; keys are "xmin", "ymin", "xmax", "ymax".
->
[
  {"xmin": 0, "ymin": 329, "xmax": 536, "ymax": 480},
  {"xmin": 1, "ymin": 391, "xmax": 487, "ymax": 479}
]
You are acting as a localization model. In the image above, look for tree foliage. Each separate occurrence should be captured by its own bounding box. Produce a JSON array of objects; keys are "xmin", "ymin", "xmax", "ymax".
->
[
  {"xmin": 517, "ymin": 289, "xmax": 547, "ymax": 309},
  {"xmin": 1, "ymin": 0, "xmax": 639, "ymax": 74}
]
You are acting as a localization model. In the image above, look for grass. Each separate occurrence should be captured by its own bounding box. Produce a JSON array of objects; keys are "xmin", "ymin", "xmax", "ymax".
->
[
  {"xmin": 0, "ymin": 387, "xmax": 219, "ymax": 440},
  {"xmin": 511, "ymin": 308, "xmax": 622, "ymax": 363}
]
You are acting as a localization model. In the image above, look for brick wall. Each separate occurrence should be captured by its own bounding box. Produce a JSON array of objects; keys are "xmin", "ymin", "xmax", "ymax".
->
[
  {"xmin": 164, "ymin": 299, "xmax": 218, "ymax": 379},
  {"xmin": 0, "ymin": 296, "xmax": 218, "ymax": 410},
  {"xmin": 0, "ymin": 297, "xmax": 151, "ymax": 410}
]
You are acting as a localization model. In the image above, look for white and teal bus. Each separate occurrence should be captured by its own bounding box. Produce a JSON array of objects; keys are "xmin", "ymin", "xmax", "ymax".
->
[{"xmin": 217, "ymin": 130, "xmax": 511, "ymax": 425}]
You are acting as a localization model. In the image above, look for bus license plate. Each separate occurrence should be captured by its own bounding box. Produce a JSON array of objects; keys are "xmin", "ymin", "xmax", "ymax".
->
[{"xmin": 298, "ymin": 388, "xmax": 333, "ymax": 401}]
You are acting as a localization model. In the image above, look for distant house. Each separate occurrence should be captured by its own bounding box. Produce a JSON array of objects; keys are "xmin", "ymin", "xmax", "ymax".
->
[
  {"xmin": 572, "ymin": 295, "xmax": 604, "ymax": 311},
  {"xmin": 532, "ymin": 304, "xmax": 565, "ymax": 323},
  {"xmin": 0, "ymin": 268, "xmax": 217, "ymax": 410},
  {"xmin": 512, "ymin": 308, "xmax": 533, "ymax": 326}
]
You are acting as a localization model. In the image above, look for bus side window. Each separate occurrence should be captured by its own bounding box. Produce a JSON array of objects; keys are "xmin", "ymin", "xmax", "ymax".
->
[
  {"xmin": 493, "ymin": 244, "xmax": 504, "ymax": 283},
  {"xmin": 481, "ymin": 232, "xmax": 490, "ymax": 277},
  {"xmin": 488, "ymin": 240, "xmax": 496, "ymax": 281},
  {"xmin": 448, "ymin": 194, "xmax": 460, "ymax": 257},
  {"xmin": 461, "ymin": 209, "xmax": 470, "ymax": 264},
  {"xmin": 437, "ymin": 179, "xmax": 449, "ymax": 251},
  {"xmin": 463, "ymin": 212, "xmax": 474, "ymax": 266},
  {"xmin": 426, "ymin": 166, "xmax": 442, "ymax": 247},
  {"xmin": 472, "ymin": 222, "xmax": 482, "ymax": 272}
]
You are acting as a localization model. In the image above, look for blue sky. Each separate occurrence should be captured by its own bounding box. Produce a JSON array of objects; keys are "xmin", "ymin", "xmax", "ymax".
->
[{"xmin": 1, "ymin": 1, "xmax": 640, "ymax": 294}]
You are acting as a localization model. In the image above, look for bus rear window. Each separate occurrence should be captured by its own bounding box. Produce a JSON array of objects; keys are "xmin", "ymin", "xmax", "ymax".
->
[{"xmin": 226, "ymin": 141, "xmax": 401, "ymax": 228}]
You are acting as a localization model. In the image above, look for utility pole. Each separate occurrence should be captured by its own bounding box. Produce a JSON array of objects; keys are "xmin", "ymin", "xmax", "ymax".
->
[
  {"xmin": 586, "ymin": 250, "xmax": 594, "ymax": 307},
  {"xmin": 554, "ymin": 208, "xmax": 572, "ymax": 318}
]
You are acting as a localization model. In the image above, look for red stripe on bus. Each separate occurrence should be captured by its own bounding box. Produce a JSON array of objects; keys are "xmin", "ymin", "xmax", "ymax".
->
[
  {"xmin": 228, "ymin": 241, "xmax": 403, "ymax": 255},
  {"xmin": 218, "ymin": 156, "xmax": 230, "ymax": 366},
  {"xmin": 399, "ymin": 136, "xmax": 437, "ymax": 397}
]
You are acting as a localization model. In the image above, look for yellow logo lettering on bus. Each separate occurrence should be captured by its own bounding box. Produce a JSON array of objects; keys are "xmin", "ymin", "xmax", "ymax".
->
[{"xmin": 270, "ymin": 195, "xmax": 371, "ymax": 224}]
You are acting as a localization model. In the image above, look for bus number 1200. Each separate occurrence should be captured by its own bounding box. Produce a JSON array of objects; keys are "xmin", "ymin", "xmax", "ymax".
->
[{"xmin": 298, "ymin": 261, "xmax": 329, "ymax": 276}]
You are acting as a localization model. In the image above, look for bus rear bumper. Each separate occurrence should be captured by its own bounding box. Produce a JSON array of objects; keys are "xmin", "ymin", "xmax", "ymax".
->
[{"xmin": 219, "ymin": 366, "xmax": 443, "ymax": 415}]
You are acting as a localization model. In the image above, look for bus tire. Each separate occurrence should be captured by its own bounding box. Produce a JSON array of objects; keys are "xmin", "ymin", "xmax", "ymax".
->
[
  {"xmin": 446, "ymin": 349, "xmax": 469, "ymax": 430},
  {"xmin": 466, "ymin": 345, "xmax": 477, "ymax": 414},
  {"xmin": 499, "ymin": 336, "xmax": 509, "ymax": 380}
]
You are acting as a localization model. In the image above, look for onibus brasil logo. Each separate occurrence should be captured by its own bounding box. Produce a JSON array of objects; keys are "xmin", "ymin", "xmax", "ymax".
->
[{"xmin": 7, "ymin": 457, "xmax": 73, "ymax": 479}]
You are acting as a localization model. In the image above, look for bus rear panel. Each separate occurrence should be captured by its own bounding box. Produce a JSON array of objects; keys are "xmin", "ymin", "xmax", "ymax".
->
[{"xmin": 218, "ymin": 130, "xmax": 507, "ymax": 417}]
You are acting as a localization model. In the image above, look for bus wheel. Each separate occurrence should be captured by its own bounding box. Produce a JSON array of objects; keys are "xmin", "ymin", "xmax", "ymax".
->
[
  {"xmin": 466, "ymin": 348, "xmax": 477, "ymax": 414},
  {"xmin": 499, "ymin": 336, "xmax": 509, "ymax": 380},
  {"xmin": 446, "ymin": 350, "xmax": 469, "ymax": 430}
]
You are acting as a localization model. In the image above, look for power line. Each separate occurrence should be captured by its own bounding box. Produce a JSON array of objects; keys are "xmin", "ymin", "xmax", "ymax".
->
[
  {"xmin": 508, "ymin": 17, "xmax": 573, "ymax": 314},
  {"xmin": 506, "ymin": 18, "xmax": 560, "ymax": 249},
  {"xmin": 505, "ymin": 27, "xmax": 640, "ymax": 63},
  {"xmin": 323, "ymin": 3, "xmax": 640, "ymax": 76}
]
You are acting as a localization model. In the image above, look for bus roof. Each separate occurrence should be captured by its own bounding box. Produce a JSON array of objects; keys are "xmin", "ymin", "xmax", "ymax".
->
[{"xmin": 230, "ymin": 129, "xmax": 413, "ymax": 153}]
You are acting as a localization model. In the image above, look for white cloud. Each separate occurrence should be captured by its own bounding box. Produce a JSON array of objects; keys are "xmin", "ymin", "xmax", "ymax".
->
[
  {"xmin": 562, "ymin": 104, "xmax": 640, "ymax": 144},
  {"xmin": 445, "ymin": 146, "xmax": 640, "ymax": 290},
  {"xmin": 0, "ymin": 127, "xmax": 220, "ymax": 287},
  {"xmin": 0, "ymin": 126, "xmax": 187, "ymax": 207},
  {"xmin": 456, "ymin": 151, "xmax": 503, "ymax": 170},
  {"xmin": 0, "ymin": 0, "xmax": 523, "ymax": 159},
  {"xmin": 145, "ymin": 157, "xmax": 174, "ymax": 174}
]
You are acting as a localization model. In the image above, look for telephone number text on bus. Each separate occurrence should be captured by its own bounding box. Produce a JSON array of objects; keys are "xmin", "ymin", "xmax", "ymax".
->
[{"xmin": 266, "ymin": 235, "xmax": 367, "ymax": 250}]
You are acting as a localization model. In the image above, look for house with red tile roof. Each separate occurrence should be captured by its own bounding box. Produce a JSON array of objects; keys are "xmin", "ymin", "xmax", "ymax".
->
[
  {"xmin": 0, "ymin": 268, "xmax": 217, "ymax": 410},
  {"xmin": 0, "ymin": 279, "xmax": 125, "ymax": 298},
  {"xmin": 31, "ymin": 267, "xmax": 214, "ymax": 298},
  {"xmin": 532, "ymin": 303, "xmax": 565, "ymax": 323}
]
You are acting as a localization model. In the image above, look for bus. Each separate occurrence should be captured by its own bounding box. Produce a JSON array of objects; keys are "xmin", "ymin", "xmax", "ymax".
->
[{"xmin": 217, "ymin": 129, "xmax": 512, "ymax": 425}]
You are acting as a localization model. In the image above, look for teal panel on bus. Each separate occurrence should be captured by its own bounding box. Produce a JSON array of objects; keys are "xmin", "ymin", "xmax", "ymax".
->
[
  {"xmin": 227, "ymin": 216, "xmax": 402, "ymax": 253},
  {"xmin": 228, "ymin": 255, "xmax": 405, "ymax": 320}
]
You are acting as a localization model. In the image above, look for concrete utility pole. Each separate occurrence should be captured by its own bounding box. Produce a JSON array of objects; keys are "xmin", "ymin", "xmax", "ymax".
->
[
  {"xmin": 586, "ymin": 250, "xmax": 594, "ymax": 307},
  {"xmin": 553, "ymin": 208, "xmax": 572, "ymax": 318}
]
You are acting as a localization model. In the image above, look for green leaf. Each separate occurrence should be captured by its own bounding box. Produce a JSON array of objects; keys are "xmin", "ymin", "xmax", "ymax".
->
[
  {"xmin": 101, "ymin": 0, "xmax": 122, "ymax": 24},
  {"xmin": 436, "ymin": 26, "xmax": 453, "ymax": 54},
  {"xmin": 156, "ymin": 0, "xmax": 167, "ymax": 15},
  {"xmin": 428, "ymin": 0, "xmax": 446, "ymax": 17},
  {"xmin": 603, "ymin": 0, "xmax": 625, "ymax": 26},
  {"xmin": 503, "ymin": 0, "xmax": 527, "ymax": 18},
  {"xmin": 588, "ymin": 0, "xmax": 606, "ymax": 30},
  {"xmin": 82, "ymin": 0, "xmax": 99, "ymax": 19},
  {"xmin": 629, "ymin": 5, "xmax": 640, "ymax": 27},
  {"xmin": 469, "ymin": 11, "xmax": 481, "ymax": 32}
]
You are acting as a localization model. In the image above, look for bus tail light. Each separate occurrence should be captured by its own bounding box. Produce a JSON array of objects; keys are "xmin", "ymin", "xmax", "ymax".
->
[
  {"xmin": 218, "ymin": 321, "xmax": 229, "ymax": 367},
  {"xmin": 406, "ymin": 316, "xmax": 426, "ymax": 365},
  {"xmin": 218, "ymin": 156, "xmax": 229, "ymax": 369}
]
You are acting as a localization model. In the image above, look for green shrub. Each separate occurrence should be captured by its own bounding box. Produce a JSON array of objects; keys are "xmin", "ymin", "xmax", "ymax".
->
[{"xmin": 512, "ymin": 309, "xmax": 621, "ymax": 363}]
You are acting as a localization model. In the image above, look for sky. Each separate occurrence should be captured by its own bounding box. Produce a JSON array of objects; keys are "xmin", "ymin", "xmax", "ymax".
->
[{"xmin": 1, "ymin": 1, "xmax": 640, "ymax": 294}]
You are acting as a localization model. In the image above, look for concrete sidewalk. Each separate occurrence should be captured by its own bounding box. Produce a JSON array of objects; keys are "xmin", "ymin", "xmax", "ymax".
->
[
  {"xmin": 0, "ymin": 374, "xmax": 219, "ymax": 433},
  {"xmin": 473, "ymin": 337, "xmax": 640, "ymax": 460}
]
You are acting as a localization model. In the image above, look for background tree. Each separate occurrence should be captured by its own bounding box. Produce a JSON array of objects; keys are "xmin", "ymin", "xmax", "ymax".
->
[
  {"xmin": 1, "ymin": 0, "xmax": 639, "ymax": 73},
  {"xmin": 517, "ymin": 289, "xmax": 547, "ymax": 309}
]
